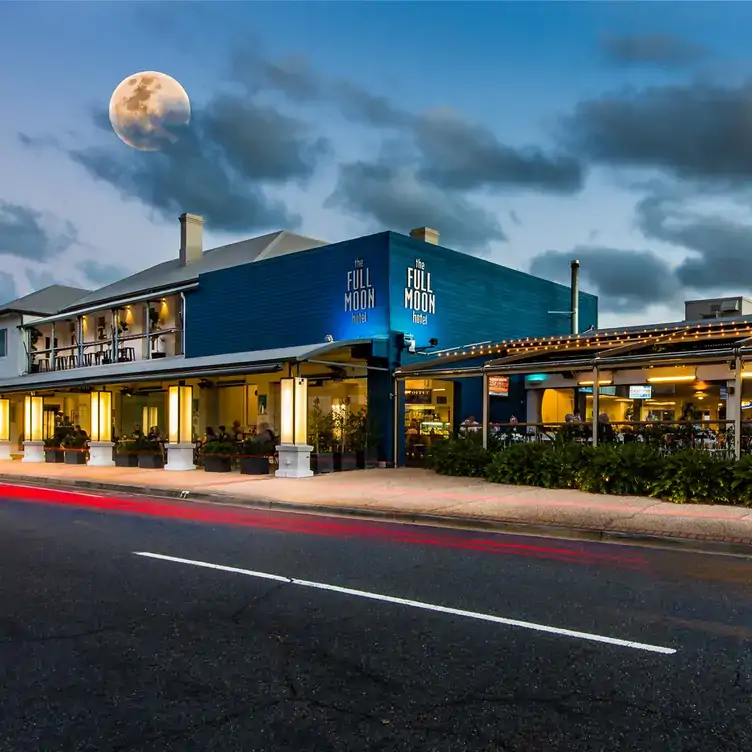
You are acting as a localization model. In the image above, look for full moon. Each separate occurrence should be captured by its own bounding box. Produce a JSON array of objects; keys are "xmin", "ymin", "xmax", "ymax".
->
[{"xmin": 109, "ymin": 71, "xmax": 190, "ymax": 151}]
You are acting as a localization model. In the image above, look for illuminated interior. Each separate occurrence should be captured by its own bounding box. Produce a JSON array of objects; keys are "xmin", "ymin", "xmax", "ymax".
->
[
  {"xmin": 24, "ymin": 395, "xmax": 44, "ymax": 442},
  {"xmin": 89, "ymin": 391, "xmax": 112, "ymax": 442},
  {"xmin": 142, "ymin": 406, "xmax": 159, "ymax": 431},
  {"xmin": 0, "ymin": 398, "xmax": 9, "ymax": 442},
  {"xmin": 168, "ymin": 385, "xmax": 193, "ymax": 443},
  {"xmin": 280, "ymin": 378, "xmax": 308, "ymax": 444}
]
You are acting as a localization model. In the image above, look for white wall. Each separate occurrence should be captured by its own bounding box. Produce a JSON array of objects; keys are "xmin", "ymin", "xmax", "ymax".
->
[{"xmin": 0, "ymin": 313, "xmax": 24, "ymax": 379}]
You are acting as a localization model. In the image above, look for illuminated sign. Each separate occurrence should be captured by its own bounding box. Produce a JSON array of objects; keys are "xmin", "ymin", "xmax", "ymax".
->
[
  {"xmin": 404, "ymin": 258, "xmax": 435, "ymax": 326},
  {"xmin": 344, "ymin": 258, "xmax": 376, "ymax": 325},
  {"xmin": 488, "ymin": 376, "xmax": 509, "ymax": 396},
  {"xmin": 629, "ymin": 385, "xmax": 652, "ymax": 399},
  {"xmin": 405, "ymin": 389, "xmax": 432, "ymax": 404}
]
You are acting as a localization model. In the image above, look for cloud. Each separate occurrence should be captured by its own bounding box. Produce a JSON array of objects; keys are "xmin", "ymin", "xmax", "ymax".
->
[
  {"xmin": 0, "ymin": 270, "xmax": 18, "ymax": 306},
  {"xmin": 0, "ymin": 202, "xmax": 77, "ymax": 260},
  {"xmin": 24, "ymin": 95, "xmax": 329, "ymax": 234},
  {"xmin": 563, "ymin": 80, "xmax": 752, "ymax": 184},
  {"xmin": 327, "ymin": 161, "xmax": 506, "ymax": 254},
  {"xmin": 79, "ymin": 259, "xmax": 128, "ymax": 287},
  {"xmin": 237, "ymin": 52, "xmax": 584, "ymax": 194},
  {"xmin": 529, "ymin": 245, "xmax": 680, "ymax": 313},
  {"xmin": 599, "ymin": 33, "xmax": 708, "ymax": 68},
  {"xmin": 636, "ymin": 192, "xmax": 752, "ymax": 290}
]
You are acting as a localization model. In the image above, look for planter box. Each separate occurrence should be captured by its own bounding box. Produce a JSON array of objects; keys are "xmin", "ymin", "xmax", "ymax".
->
[
  {"xmin": 138, "ymin": 453, "xmax": 164, "ymax": 469},
  {"xmin": 356, "ymin": 448, "xmax": 379, "ymax": 469},
  {"xmin": 151, "ymin": 352, "xmax": 166, "ymax": 359},
  {"xmin": 239, "ymin": 456, "xmax": 271, "ymax": 475},
  {"xmin": 64, "ymin": 450, "xmax": 87, "ymax": 465},
  {"xmin": 45, "ymin": 449, "xmax": 65, "ymax": 463},
  {"xmin": 333, "ymin": 451, "xmax": 358, "ymax": 472},
  {"xmin": 204, "ymin": 455, "xmax": 233, "ymax": 473},
  {"xmin": 311, "ymin": 452, "xmax": 334, "ymax": 474},
  {"xmin": 115, "ymin": 453, "xmax": 139, "ymax": 468}
]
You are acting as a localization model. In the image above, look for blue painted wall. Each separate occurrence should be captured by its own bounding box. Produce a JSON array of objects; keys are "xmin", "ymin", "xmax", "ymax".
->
[
  {"xmin": 185, "ymin": 234, "xmax": 391, "ymax": 357},
  {"xmin": 388, "ymin": 232, "xmax": 597, "ymax": 353}
]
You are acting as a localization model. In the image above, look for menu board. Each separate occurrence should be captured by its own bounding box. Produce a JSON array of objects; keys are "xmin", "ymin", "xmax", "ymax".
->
[
  {"xmin": 488, "ymin": 376, "xmax": 509, "ymax": 396},
  {"xmin": 628, "ymin": 385, "xmax": 652, "ymax": 399},
  {"xmin": 405, "ymin": 389, "xmax": 432, "ymax": 404}
]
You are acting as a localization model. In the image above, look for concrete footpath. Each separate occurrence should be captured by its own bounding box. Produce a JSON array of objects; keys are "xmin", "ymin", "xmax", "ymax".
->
[{"xmin": 1, "ymin": 460, "xmax": 751, "ymax": 556}]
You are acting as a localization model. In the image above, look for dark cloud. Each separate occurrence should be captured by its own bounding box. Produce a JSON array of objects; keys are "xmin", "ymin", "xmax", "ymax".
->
[
  {"xmin": 509, "ymin": 210, "xmax": 522, "ymax": 226},
  {"xmin": 24, "ymin": 95, "xmax": 329, "ymax": 234},
  {"xmin": 0, "ymin": 202, "xmax": 77, "ymax": 260},
  {"xmin": 238, "ymin": 52, "xmax": 584, "ymax": 194},
  {"xmin": 79, "ymin": 259, "xmax": 128, "ymax": 287},
  {"xmin": 600, "ymin": 33, "xmax": 708, "ymax": 68},
  {"xmin": 327, "ymin": 160, "xmax": 506, "ymax": 254},
  {"xmin": 0, "ymin": 270, "xmax": 18, "ymax": 306},
  {"xmin": 563, "ymin": 80, "xmax": 752, "ymax": 184},
  {"xmin": 529, "ymin": 245, "xmax": 679, "ymax": 313},
  {"xmin": 637, "ymin": 192, "xmax": 752, "ymax": 290}
]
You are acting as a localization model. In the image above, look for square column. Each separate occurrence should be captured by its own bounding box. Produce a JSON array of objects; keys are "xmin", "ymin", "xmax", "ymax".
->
[
  {"xmin": 88, "ymin": 391, "xmax": 115, "ymax": 466},
  {"xmin": 276, "ymin": 377, "xmax": 313, "ymax": 478},
  {"xmin": 167, "ymin": 385, "xmax": 195, "ymax": 470},
  {"xmin": 0, "ymin": 399, "xmax": 10, "ymax": 460},
  {"xmin": 22, "ymin": 395, "xmax": 44, "ymax": 463}
]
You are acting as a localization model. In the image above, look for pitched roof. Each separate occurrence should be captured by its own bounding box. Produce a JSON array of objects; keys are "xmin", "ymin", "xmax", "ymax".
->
[
  {"xmin": 61, "ymin": 230, "xmax": 328, "ymax": 312},
  {"xmin": 0, "ymin": 285, "xmax": 92, "ymax": 317}
]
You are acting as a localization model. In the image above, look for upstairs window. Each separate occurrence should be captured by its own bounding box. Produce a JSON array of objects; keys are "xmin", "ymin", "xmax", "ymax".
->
[{"xmin": 0, "ymin": 328, "xmax": 6, "ymax": 357}]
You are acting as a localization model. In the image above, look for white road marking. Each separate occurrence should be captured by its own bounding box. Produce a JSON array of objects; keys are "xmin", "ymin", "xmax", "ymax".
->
[{"xmin": 134, "ymin": 551, "xmax": 677, "ymax": 655}]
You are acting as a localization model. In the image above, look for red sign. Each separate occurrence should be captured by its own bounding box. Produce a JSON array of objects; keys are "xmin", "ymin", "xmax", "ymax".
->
[{"xmin": 488, "ymin": 376, "xmax": 509, "ymax": 396}]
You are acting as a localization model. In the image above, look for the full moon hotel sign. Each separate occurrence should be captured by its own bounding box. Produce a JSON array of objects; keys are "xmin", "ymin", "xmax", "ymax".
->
[
  {"xmin": 345, "ymin": 258, "xmax": 376, "ymax": 324},
  {"xmin": 404, "ymin": 258, "xmax": 436, "ymax": 326}
]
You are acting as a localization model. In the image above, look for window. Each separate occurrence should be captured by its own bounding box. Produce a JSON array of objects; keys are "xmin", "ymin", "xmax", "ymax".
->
[{"xmin": 0, "ymin": 328, "xmax": 6, "ymax": 357}]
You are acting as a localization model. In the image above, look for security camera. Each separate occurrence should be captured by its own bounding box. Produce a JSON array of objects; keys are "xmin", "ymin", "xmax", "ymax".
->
[{"xmin": 429, "ymin": 338, "xmax": 439, "ymax": 347}]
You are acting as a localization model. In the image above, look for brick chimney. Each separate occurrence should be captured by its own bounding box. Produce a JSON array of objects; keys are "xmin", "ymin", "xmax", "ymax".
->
[
  {"xmin": 409, "ymin": 227, "xmax": 440, "ymax": 245},
  {"xmin": 179, "ymin": 213, "xmax": 204, "ymax": 266}
]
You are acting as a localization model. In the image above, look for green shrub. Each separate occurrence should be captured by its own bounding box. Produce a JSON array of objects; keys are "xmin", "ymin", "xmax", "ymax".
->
[
  {"xmin": 486, "ymin": 443, "xmax": 547, "ymax": 485},
  {"xmin": 650, "ymin": 449, "xmax": 734, "ymax": 504},
  {"xmin": 578, "ymin": 443, "xmax": 662, "ymax": 496},
  {"xmin": 428, "ymin": 435, "xmax": 491, "ymax": 477},
  {"xmin": 731, "ymin": 455, "xmax": 752, "ymax": 506}
]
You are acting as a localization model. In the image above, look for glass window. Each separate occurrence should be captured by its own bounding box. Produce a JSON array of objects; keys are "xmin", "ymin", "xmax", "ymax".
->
[{"xmin": 0, "ymin": 328, "xmax": 6, "ymax": 357}]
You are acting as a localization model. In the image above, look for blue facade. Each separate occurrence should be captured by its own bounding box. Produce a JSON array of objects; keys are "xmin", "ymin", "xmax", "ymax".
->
[
  {"xmin": 186, "ymin": 230, "xmax": 597, "ymax": 358},
  {"xmin": 185, "ymin": 231, "xmax": 598, "ymax": 464}
]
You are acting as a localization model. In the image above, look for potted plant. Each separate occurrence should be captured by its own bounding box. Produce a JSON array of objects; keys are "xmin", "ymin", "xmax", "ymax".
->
[
  {"xmin": 61, "ymin": 432, "xmax": 87, "ymax": 464},
  {"xmin": 352, "ymin": 409, "xmax": 380, "ymax": 469},
  {"xmin": 238, "ymin": 437, "xmax": 275, "ymax": 475},
  {"xmin": 308, "ymin": 398, "xmax": 334, "ymax": 474},
  {"xmin": 136, "ymin": 436, "xmax": 164, "ymax": 469},
  {"xmin": 115, "ymin": 439, "xmax": 139, "ymax": 467},
  {"xmin": 44, "ymin": 436, "xmax": 65, "ymax": 463},
  {"xmin": 202, "ymin": 440, "xmax": 235, "ymax": 473},
  {"xmin": 333, "ymin": 397, "xmax": 358, "ymax": 471}
]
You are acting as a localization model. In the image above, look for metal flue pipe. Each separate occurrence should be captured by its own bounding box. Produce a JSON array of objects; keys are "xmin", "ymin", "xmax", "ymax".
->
[{"xmin": 571, "ymin": 259, "xmax": 580, "ymax": 335}]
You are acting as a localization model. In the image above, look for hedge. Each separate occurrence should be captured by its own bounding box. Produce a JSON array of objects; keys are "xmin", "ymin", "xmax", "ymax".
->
[{"xmin": 427, "ymin": 435, "xmax": 752, "ymax": 506}]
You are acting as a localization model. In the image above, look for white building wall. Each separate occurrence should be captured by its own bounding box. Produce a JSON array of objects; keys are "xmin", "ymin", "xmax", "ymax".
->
[{"xmin": 0, "ymin": 313, "xmax": 24, "ymax": 379}]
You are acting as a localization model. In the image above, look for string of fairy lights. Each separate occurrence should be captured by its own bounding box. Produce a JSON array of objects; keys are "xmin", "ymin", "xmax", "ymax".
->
[{"xmin": 435, "ymin": 320, "xmax": 752, "ymax": 362}]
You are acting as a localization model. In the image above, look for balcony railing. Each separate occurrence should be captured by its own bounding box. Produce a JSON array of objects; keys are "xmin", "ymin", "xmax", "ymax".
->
[{"xmin": 28, "ymin": 329, "xmax": 183, "ymax": 373}]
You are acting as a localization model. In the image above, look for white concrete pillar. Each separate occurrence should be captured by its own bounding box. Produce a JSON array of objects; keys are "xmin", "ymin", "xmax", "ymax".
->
[
  {"xmin": 88, "ymin": 441, "xmax": 115, "ymax": 467},
  {"xmin": 165, "ymin": 443, "xmax": 195, "ymax": 471},
  {"xmin": 22, "ymin": 441, "xmax": 44, "ymax": 463},
  {"xmin": 0, "ymin": 440, "xmax": 11, "ymax": 461}
]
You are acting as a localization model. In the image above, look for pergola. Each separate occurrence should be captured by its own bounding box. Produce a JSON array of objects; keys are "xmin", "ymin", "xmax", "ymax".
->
[{"xmin": 396, "ymin": 317, "xmax": 752, "ymax": 459}]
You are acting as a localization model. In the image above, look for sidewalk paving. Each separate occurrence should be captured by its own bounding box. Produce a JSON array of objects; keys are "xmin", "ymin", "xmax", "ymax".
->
[{"xmin": 1, "ymin": 460, "xmax": 751, "ymax": 555}]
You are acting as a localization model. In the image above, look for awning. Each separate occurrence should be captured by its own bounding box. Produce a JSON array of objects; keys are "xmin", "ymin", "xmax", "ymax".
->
[{"xmin": 0, "ymin": 339, "xmax": 372, "ymax": 393}]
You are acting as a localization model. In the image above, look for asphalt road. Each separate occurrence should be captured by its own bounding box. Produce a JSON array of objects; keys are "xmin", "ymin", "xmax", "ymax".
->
[{"xmin": 0, "ymin": 483, "xmax": 750, "ymax": 752}]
